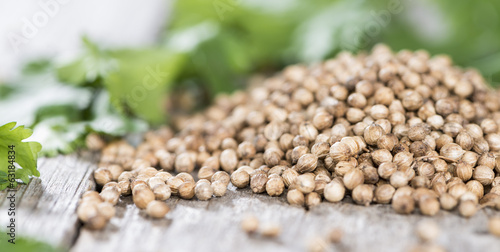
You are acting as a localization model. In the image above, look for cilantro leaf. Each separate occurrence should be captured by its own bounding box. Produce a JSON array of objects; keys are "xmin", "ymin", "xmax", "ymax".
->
[
  {"xmin": 57, "ymin": 37, "xmax": 118, "ymax": 85},
  {"xmin": 0, "ymin": 122, "xmax": 42, "ymax": 189},
  {"xmin": 103, "ymin": 49, "xmax": 185, "ymax": 124},
  {"xmin": 0, "ymin": 231, "xmax": 63, "ymax": 252}
]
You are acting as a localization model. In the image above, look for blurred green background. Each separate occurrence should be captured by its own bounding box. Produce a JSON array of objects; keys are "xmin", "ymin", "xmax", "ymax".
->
[{"xmin": 1, "ymin": 0, "xmax": 499, "ymax": 156}]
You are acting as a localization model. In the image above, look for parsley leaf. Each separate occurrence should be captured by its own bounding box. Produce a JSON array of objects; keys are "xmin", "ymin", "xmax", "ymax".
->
[{"xmin": 0, "ymin": 122, "xmax": 42, "ymax": 189}]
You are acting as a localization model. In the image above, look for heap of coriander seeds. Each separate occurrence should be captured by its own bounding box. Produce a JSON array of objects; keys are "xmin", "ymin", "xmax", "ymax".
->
[{"xmin": 78, "ymin": 44, "xmax": 500, "ymax": 230}]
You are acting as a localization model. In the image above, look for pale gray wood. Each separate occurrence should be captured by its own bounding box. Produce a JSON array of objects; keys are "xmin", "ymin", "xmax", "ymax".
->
[
  {"xmin": 0, "ymin": 152, "xmax": 97, "ymax": 248},
  {"xmin": 2, "ymin": 154, "xmax": 500, "ymax": 252},
  {"xmin": 72, "ymin": 184, "xmax": 500, "ymax": 252}
]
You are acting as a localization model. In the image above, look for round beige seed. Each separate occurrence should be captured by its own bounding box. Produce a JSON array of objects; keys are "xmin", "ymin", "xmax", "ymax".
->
[{"xmin": 146, "ymin": 201, "xmax": 170, "ymax": 218}]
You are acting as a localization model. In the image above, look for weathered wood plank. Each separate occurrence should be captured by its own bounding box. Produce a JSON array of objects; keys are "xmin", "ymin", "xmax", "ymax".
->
[
  {"xmin": 2, "ymin": 153, "xmax": 499, "ymax": 252},
  {"xmin": 0, "ymin": 152, "xmax": 97, "ymax": 249},
  {"xmin": 72, "ymin": 183, "xmax": 500, "ymax": 252}
]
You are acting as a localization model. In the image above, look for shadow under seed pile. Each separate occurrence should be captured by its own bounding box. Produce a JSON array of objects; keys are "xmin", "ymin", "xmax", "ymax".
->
[{"xmin": 79, "ymin": 44, "xmax": 500, "ymax": 232}]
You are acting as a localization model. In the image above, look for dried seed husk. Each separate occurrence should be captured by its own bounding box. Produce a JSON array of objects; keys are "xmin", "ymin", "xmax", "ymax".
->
[
  {"xmin": 260, "ymin": 223, "xmax": 281, "ymax": 238},
  {"xmin": 296, "ymin": 154, "xmax": 318, "ymax": 173},
  {"xmin": 439, "ymin": 192, "xmax": 458, "ymax": 210},
  {"xmin": 343, "ymin": 169, "xmax": 364, "ymax": 190},
  {"xmin": 305, "ymin": 192, "xmax": 322, "ymax": 208},
  {"xmin": 153, "ymin": 184, "xmax": 171, "ymax": 200},
  {"xmin": 329, "ymin": 142, "xmax": 351, "ymax": 162},
  {"xmin": 458, "ymin": 200, "xmax": 477, "ymax": 217},
  {"xmin": 178, "ymin": 181, "xmax": 196, "ymax": 199},
  {"xmin": 352, "ymin": 184, "xmax": 374, "ymax": 206},
  {"xmin": 133, "ymin": 187, "xmax": 155, "ymax": 209},
  {"xmin": 175, "ymin": 153, "xmax": 195, "ymax": 173},
  {"xmin": 220, "ymin": 149, "xmax": 238, "ymax": 173},
  {"xmin": 478, "ymin": 152, "xmax": 496, "ymax": 169},
  {"xmin": 212, "ymin": 180, "xmax": 228, "ymax": 197},
  {"xmin": 241, "ymin": 216, "xmax": 259, "ymax": 234},
  {"xmin": 361, "ymin": 165, "xmax": 379, "ymax": 185},
  {"xmin": 390, "ymin": 171, "xmax": 409, "ymax": 188},
  {"xmin": 489, "ymin": 217, "xmax": 500, "ymax": 237},
  {"xmin": 85, "ymin": 215, "xmax": 107, "ymax": 230},
  {"xmin": 473, "ymin": 165, "xmax": 495, "ymax": 185},
  {"xmin": 100, "ymin": 187, "xmax": 120, "ymax": 206},
  {"xmin": 296, "ymin": 174, "xmax": 316, "ymax": 194},
  {"xmin": 324, "ymin": 178, "xmax": 345, "ymax": 203},
  {"xmin": 195, "ymin": 182, "xmax": 214, "ymax": 201},
  {"xmin": 419, "ymin": 197, "xmax": 440, "ymax": 216},
  {"xmin": 282, "ymin": 168, "xmax": 299, "ymax": 188},
  {"xmin": 364, "ymin": 124, "xmax": 384, "ymax": 146},
  {"xmin": 97, "ymin": 202, "xmax": 116, "ymax": 220},
  {"xmin": 377, "ymin": 134, "xmax": 398, "ymax": 151},
  {"xmin": 371, "ymin": 149, "xmax": 393, "ymax": 166},
  {"xmin": 440, "ymin": 143, "xmax": 465, "ymax": 161},
  {"xmin": 311, "ymin": 142, "xmax": 330, "ymax": 157},
  {"xmin": 375, "ymin": 184, "xmax": 396, "ymax": 204},
  {"xmin": 287, "ymin": 189, "xmax": 305, "ymax": 206},
  {"xmin": 250, "ymin": 171, "xmax": 268, "ymax": 193},
  {"xmin": 231, "ymin": 170, "xmax": 250, "ymax": 188},
  {"xmin": 94, "ymin": 168, "xmax": 112, "ymax": 186},
  {"xmin": 211, "ymin": 171, "xmax": 230, "ymax": 185},
  {"xmin": 392, "ymin": 195, "xmax": 415, "ymax": 214},
  {"xmin": 146, "ymin": 200, "xmax": 170, "ymax": 218},
  {"xmin": 415, "ymin": 220, "xmax": 440, "ymax": 242},
  {"xmin": 266, "ymin": 177, "xmax": 285, "ymax": 196}
]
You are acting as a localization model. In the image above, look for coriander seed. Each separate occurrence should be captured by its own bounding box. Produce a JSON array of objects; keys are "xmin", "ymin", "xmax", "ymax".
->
[
  {"xmin": 458, "ymin": 200, "xmax": 477, "ymax": 217},
  {"xmin": 352, "ymin": 184, "xmax": 374, "ymax": 206},
  {"xmin": 266, "ymin": 177, "xmax": 285, "ymax": 196},
  {"xmin": 241, "ymin": 215, "xmax": 259, "ymax": 234},
  {"xmin": 374, "ymin": 184, "xmax": 395, "ymax": 204},
  {"xmin": 415, "ymin": 220, "xmax": 440, "ymax": 242},
  {"xmin": 153, "ymin": 184, "xmax": 171, "ymax": 201},
  {"xmin": 305, "ymin": 192, "xmax": 321, "ymax": 208},
  {"xmin": 146, "ymin": 200, "xmax": 170, "ymax": 218},
  {"xmin": 343, "ymin": 168, "xmax": 364, "ymax": 190},
  {"xmin": 195, "ymin": 181, "xmax": 214, "ymax": 200},
  {"xmin": 324, "ymin": 179, "xmax": 345, "ymax": 203},
  {"xmin": 94, "ymin": 168, "xmax": 112, "ymax": 186},
  {"xmin": 392, "ymin": 195, "xmax": 415, "ymax": 214},
  {"xmin": 296, "ymin": 174, "xmax": 316, "ymax": 194},
  {"xmin": 489, "ymin": 217, "xmax": 500, "ymax": 237},
  {"xmin": 211, "ymin": 171, "xmax": 230, "ymax": 185},
  {"xmin": 297, "ymin": 154, "xmax": 318, "ymax": 173},
  {"xmin": 231, "ymin": 170, "xmax": 250, "ymax": 188},
  {"xmin": 287, "ymin": 189, "xmax": 305, "ymax": 206},
  {"xmin": 211, "ymin": 180, "xmax": 228, "ymax": 197},
  {"xmin": 260, "ymin": 224, "xmax": 281, "ymax": 238},
  {"xmin": 96, "ymin": 202, "xmax": 116, "ymax": 220},
  {"xmin": 132, "ymin": 186, "xmax": 155, "ymax": 209},
  {"xmin": 178, "ymin": 181, "xmax": 196, "ymax": 199}
]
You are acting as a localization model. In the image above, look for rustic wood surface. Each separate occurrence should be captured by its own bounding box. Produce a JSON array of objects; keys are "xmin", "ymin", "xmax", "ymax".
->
[{"xmin": 1, "ymin": 153, "xmax": 500, "ymax": 252}]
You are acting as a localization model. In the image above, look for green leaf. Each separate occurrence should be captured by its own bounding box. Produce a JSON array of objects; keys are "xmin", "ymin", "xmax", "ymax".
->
[
  {"xmin": 87, "ymin": 90, "xmax": 149, "ymax": 136},
  {"xmin": 16, "ymin": 168, "xmax": 31, "ymax": 184},
  {"xmin": 0, "ymin": 122, "xmax": 42, "ymax": 189},
  {"xmin": 56, "ymin": 59, "xmax": 88, "ymax": 85},
  {"xmin": 0, "ymin": 73, "xmax": 93, "ymax": 127},
  {"xmin": 22, "ymin": 59, "xmax": 52, "ymax": 75},
  {"xmin": 57, "ymin": 37, "xmax": 118, "ymax": 86},
  {"xmin": 103, "ymin": 49, "xmax": 186, "ymax": 124},
  {"xmin": 30, "ymin": 117, "xmax": 86, "ymax": 157},
  {"xmin": 0, "ymin": 231, "xmax": 63, "ymax": 252},
  {"xmin": 0, "ymin": 183, "xmax": 9, "ymax": 191}
]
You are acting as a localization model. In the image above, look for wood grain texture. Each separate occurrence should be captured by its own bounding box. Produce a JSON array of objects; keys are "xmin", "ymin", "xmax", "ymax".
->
[
  {"xmin": 2, "ymin": 154, "xmax": 500, "ymax": 252},
  {"xmin": 72, "ymin": 184, "xmax": 500, "ymax": 252},
  {"xmin": 0, "ymin": 152, "xmax": 97, "ymax": 248}
]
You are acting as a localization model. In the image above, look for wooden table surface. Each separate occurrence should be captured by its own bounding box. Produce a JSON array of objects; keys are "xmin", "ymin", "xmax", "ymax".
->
[{"xmin": 1, "ymin": 152, "xmax": 499, "ymax": 252}]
